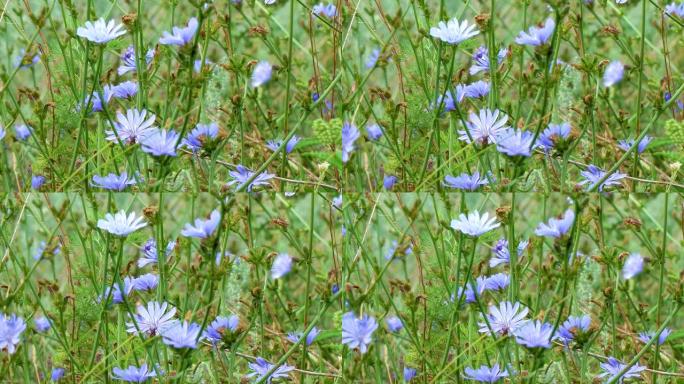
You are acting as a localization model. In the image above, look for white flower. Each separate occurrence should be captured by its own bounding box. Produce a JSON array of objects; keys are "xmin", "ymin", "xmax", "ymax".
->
[
  {"xmin": 430, "ymin": 19, "xmax": 479, "ymax": 45},
  {"xmin": 458, "ymin": 109, "xmax": 510, "ymax": 146},
  {"xmin": 76, "ymin": 18, "xmax": 126, "ymax": 44},
  {"xmin": 451, "ymin": 211, "xmax": 500, "ymax": 237},
  {"xmin": 97, "ymin": 210, "xmax": 147, "ymax": 236}
]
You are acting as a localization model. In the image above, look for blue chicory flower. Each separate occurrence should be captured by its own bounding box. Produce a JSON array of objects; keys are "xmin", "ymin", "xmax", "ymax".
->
[
  {"xmin": 603, "ymin": 60, "xmax": 625, "ymax": 87},
  {"xmin": 341, "ymin": 312, "xmax": 378, "ymax": 354},
  {"xmin": 451, "ymin": 211, "xmax": 500, "ymax": 237},
  {"xmin": 159, "ymin": 17, "xmax": 198, "ymax": 46},
  {"xmin": 515, "ymin": 18, "xmax": 555, "ymax": 46},
  {"xmin": 251, "ymin": 61, "xmax": 273, "ymax": 87},
  {"xmin": 271, "ymin": 253, "xmax": 293, "ymax": 279},
  {"xmin": 430, "ymin": 19, "xmax": 479, "ymax": 45},
  {"xmin": 226, "ymin": 165, "xmax": 275, "ymax": 192},
  {"xmin": 77, "ymin": 19, "xmax": 126, "ymax": 44}
]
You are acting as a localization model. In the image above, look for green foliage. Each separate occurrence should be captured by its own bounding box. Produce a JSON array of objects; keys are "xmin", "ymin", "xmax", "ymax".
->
[
  {"xmin": 665, "ymin": 119, "xmax": 684, "ymax": 145},
  {"xmin": 312, "ymin": 117, "xmax": 341, "ymax": 145}
]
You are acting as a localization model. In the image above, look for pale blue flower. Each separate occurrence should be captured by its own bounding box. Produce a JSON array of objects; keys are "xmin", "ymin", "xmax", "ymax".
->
[
  {"xmin": 266, "ymin": 135, "xmax": 300, "ymax": 153},
  {"xmin": 366, "ymin": 123, "xmax": 383, "ymax": 140},
  {"xmin": 385, "ymin": 316, "xmax": 403, "ymax": 332},
  {"xmin": 456, "ymin": 277, "xmax": 488, "ymax": 304},
  {"xmin": 538, "ymin": 122, "xmax": 572, "ymax": 151},
  {"xmin": 514, "ymin": 321, "xmax": 555, "ymax": 348},
  {"xmin": 404, "ymin": 367, "xmax": 417, "ymax": 382},
  {"xmin": 433, "ymin": 85, "xmax": 467, "ymax": 113},
  {"xmin": 251, "ymin": 61, "xmax": 272, "ymax": 87},
  {"xmin": 34, "ymin": 316, "xmax": 51, "ymax": 333},
  {"xmin": 515, "ymin": 18, "xmax": 555, "ymax": 46},
  {"xmin": 183, "ymin": 123, "xmax": 219, "ymax": 152},
  {"xmin": 366, "ymin": 48, "xmax": 380, "ymax": 69},
  {"xmin": 450, "ymin": 211, "xmax": 500, "ymax": 237},
  {"xmin": 342, "ymin": 312, "xmax": 378, "ymax": 354},
  {"xmin": 484, "ymin": 273, "xmax": 509, "ymax": 291},
  {"xmin": 91, "ymin": 172, "xmax": 138, "ymax": 191},
  {"xmin": 204, "ymin": 315, "xmax": 239, "ymax": 344},
  {"xmin": 247, "ymin": 357, "xmax": 295, "ymax": 384},
  {"xmin": 126, "ymin": 301, "xmax": 177, "ymax": 337},
  {"xmin": 100, "ymin": 277, "xmax": 135, "ymax": 304},
  {"xmin": 383, "ymin": 175, "xmax": 398, "ymax": 190},
  {"xmin": 14, "ymin": 48, "xmax": 40, "ymax": 69},
  {"xmin": 15, "ymin": 124, "xmax": 32, "ymax": 140},
  {"xmin": 558, "ymin": 315, "xmax": 591, "ymax": 344},
  {"xmin": 31, "ymin": 175, "xmax": 46, "ymax": 190},
  {"xmin": 51, "ymin": 367, "xmax": 65, "ymax": 381},
  {"xmin": 464, "ymin": 81, "xmax": 490, "ymax": 99},
  {"xmin": 33, "ymin": 241, "xmax": 61, "ymax": 260},
  {"xmin": 226, "ymin": 165, "xmax": 275, "ymax": 191},
  {"xmin": 496, "ymin": 128, "xmax": 534, "ymax": 157},
  {"xmin": 77, "ymin": 19, "xmax": 126, "ymax": 44},
  {"xmin": 535, "ymin": 209, "xmax": 574, "ymax": 238},
  {"xmin": 622, "ymin": 253, "xmax": 644, "ymax": 279},
  {"xmin": 97, "ymin": 210, "xmax": 147, "ymax": 236},
  {"xmin": 618, "ymin": 135, "xmax": 652, "ymax": 153},
  {"xmin": 598, "ymin": 357, "xmax": 646, "ymax": 383},
  {"xmin": 286, "ymin": 326, "xmax": 320, "ymax": 345},
  {"xmin": 430, "ymin": 19, "xmax": 479, "ymax": 45},
  {"xmin": 444, "ymin": 171, "xmax": 489, "ymax": 191},
  {"xmin": 106, "ymin": 109, "xmax": 157, "ymax": 144},
  {"xmin": 181, "ymin": 210, "xmax": 221, "ymax": 238},
  {"xmin": 118, "ymin": 46, "xmax": 155, "ymax": 75},
  {"xmin": 470, "ymin": 46, "xmax": 508, "ymax": 75},
  {"xmin": 138, "ymin": 238, "xmax": 176, "ymax": 267},
  {"xmin": 490, "ymin": 238, "xmax": 528, "ymax": 267},
  {"xmin": 271, "ymin": 253, "xmax": 293, "ymax": 279},
  {"xmin": 0, "ymin": 313, "xmax": 26, "ymax": 354},
  {"xmin": 665, "ymin": 2, "xmax": 684, "ymax": 17},
  {"xmin": 459, "ymin": 109, "xmax": 510, "ymax": 145},
  {"xmin": 638, "ymin": 328, "xmax": 671, "ymax": 345},
  {"xmin": 603, "ymin": 61, "xmax": 625, "ymax": 87},
  {"xmin": 478, "ymin": 301, "xmax": 529, "ymax": 336},
  {"xmin": 133, "ymin": 273, "xmax": 158, "ymax": 291},
  {"xmin": 384, "ymin": 240, "xmax": 412, "ymax": 260},
  {"xmin": 312, "ymin": 2, "xmax": 337, "ymax": 18},
  {"xmin": 112, "ymin": 81, "xmax": 138, "ymax": 99},
  {"xmin": 578, "ymin": 165, "xmax": 626, "ymax": 191},
  {"xmin": 159, "ymin": 17, "xmax": 198, "ymax": 46},
  {"xmin": 86, "ymin": 85, "xmax": 115, "ymax": 113},
  {"xmin": 464, "ymin": 363, "xmax": 509, "ymax": 383},
  {"xmin": 161, "ymin": 321, "xmax": 201, "ymax": 349},
  {"xmin": 140, "ymin": 129, "xmax": 180, "ymax": 157},
  {"xmin": 112, "ymin": 364, "xmax": 157, "ymax": 382},
  {"xmin": 342, "ymin": 121, "xmax": 360, "ymax": 163}
]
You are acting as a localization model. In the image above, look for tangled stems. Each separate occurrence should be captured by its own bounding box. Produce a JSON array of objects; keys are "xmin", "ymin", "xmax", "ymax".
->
[
  {"xmin": 68, "ymin": 45, "xmax": 104, "ymax": 189},
  {"xmin": 548, "ymin": 199, "xmax": 584, "ymax": 337},
  {"xmin": 487, "ymin": 0, "xmax": 498, "ymax": 109},
  {"xmin": 653, "ymin": 193, "xmax": 668, "ymax": 378},
  {"xmin": 588, "ymin": 81, "xmax": 684, "ymax": 192},
  {"xmin": 278, "ymin": 0, "xmax": 297, "ymax": 186},
  {"xmin": 631, "ymin": 0, "xmax": 647, "ymax": 177},
  {"xmin": 440, "ymin": 235, "xmax": 478, "ymax": 371},
  {"xmin": 234, "ymin": 72, "xmax": 342, "ymax": 193},
  {"xmin": 300, "ymin": 192, "xmax": 316, "ymax": 370},
  {"xmin": 529, "ymin": 11, "xmax": 563, "ymax": 150},
  {"xmin": 606, "ymin": 304, "xmax": 681, "ymax": 384},
  {"xmin": 254, "ymin": 290, "xmax": 342, "ymax": 384}
]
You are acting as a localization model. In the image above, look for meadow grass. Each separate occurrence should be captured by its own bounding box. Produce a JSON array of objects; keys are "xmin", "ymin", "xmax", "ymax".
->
[
  {"xmin": 0, "ymin": 1, "xmax": 683, "ymax": 192},
  {"xmin": 0, "ymin": 192, "xmax": 682, "ymax": 382},
  {"xmin": 1, "ymin": 0, "xmax": 684, "ymax": 383}
]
